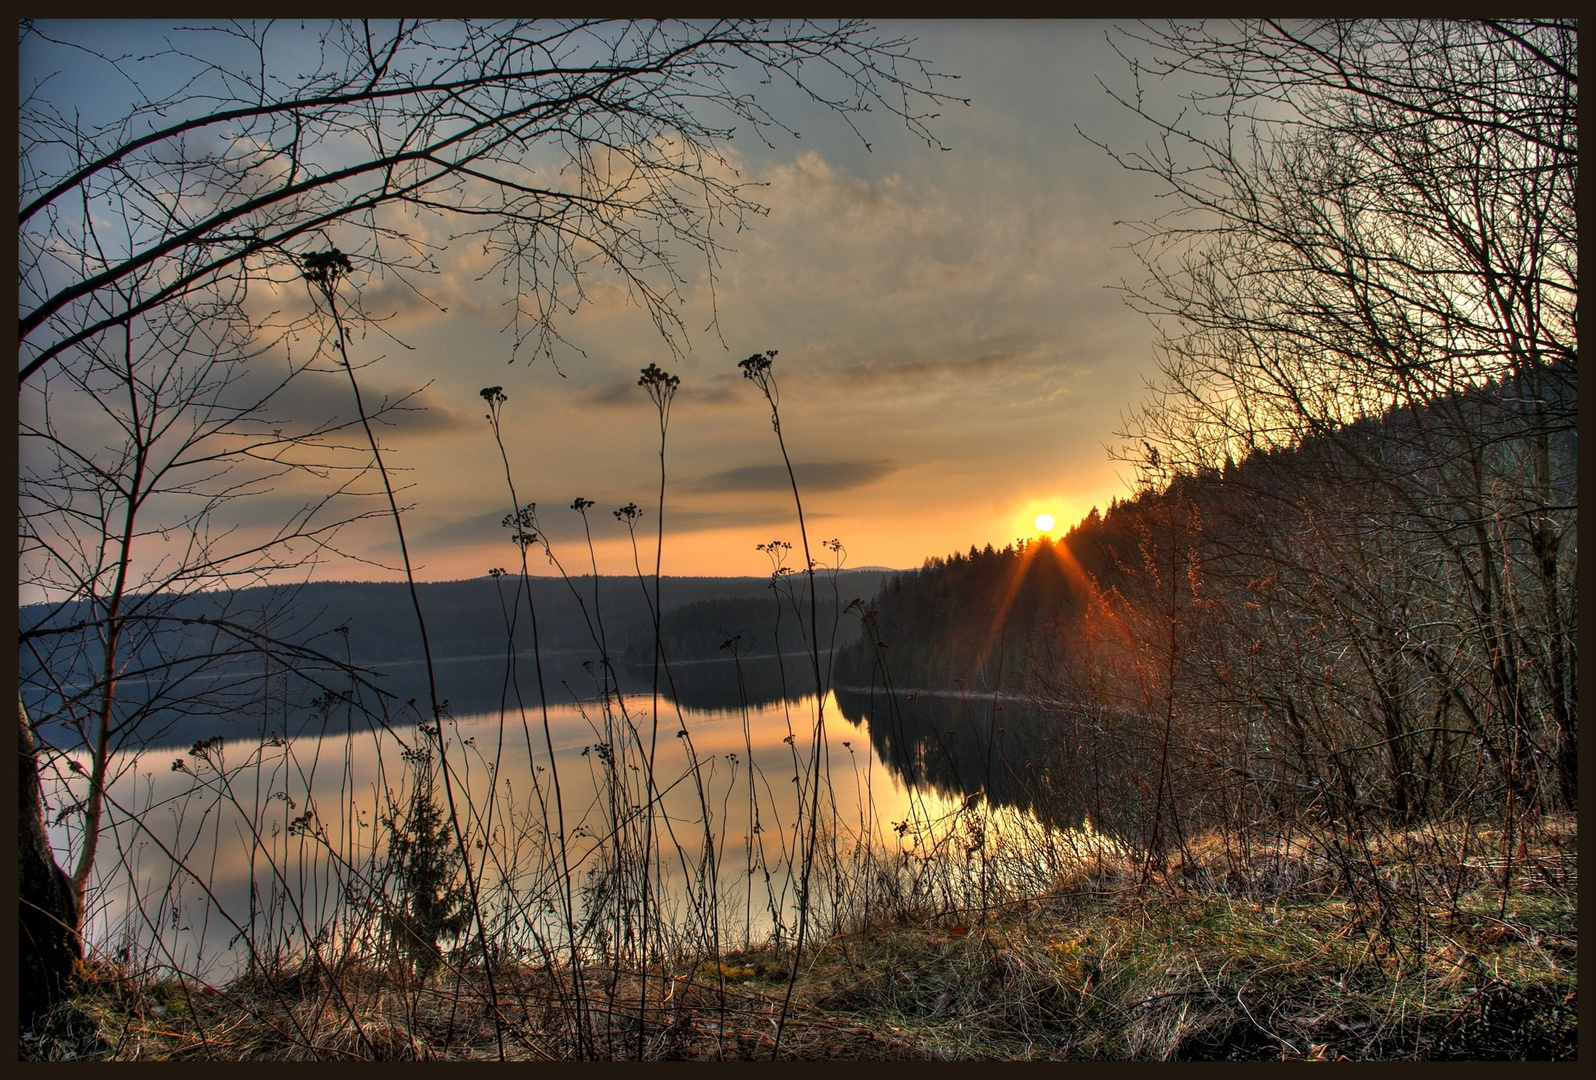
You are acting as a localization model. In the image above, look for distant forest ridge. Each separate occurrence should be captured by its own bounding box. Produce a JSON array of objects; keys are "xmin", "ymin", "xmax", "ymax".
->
[
  {"xmin": 839, "ymin": 364, "xmax": 1576, "ymax": 712},
  {"xmin": 19, "ymin": 570, "xmax": 894, "ymax": 749},
  {"xmin": 21, "ymin": 570, "xmax": 895, "ymax": 668}
]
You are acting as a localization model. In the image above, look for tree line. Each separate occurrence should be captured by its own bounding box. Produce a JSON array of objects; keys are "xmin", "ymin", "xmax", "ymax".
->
[
  {"xmin": 846, "ymin": 360, "xmax": 1575, "ymax": 843},
  {"xmin": 846, "ymin": 19, "xmax": 1576, "ymax": 864},
  {"xmin": 18, "ymin": 19, "xmax": 958, "ymax": 1031}
]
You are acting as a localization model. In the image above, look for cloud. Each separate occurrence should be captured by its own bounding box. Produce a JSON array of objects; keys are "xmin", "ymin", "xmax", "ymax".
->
[
  {"xmin": 221, "ymin": 361, "xmax": 479, "ymax": 442},
  {"xmin": 644, "ymin": 504, "xmax": 837, "ymax": 533},
  {"xmin": 367, "ymin": 383, "xmax": 478, "ymax": 438},
  {"xmin": 829, "ymin": 348, "xmax": 1042, "ymax": 390},
  {"xmin": 413, "ymin": 502, "xmax": 603, "ymax": 552},
  {"xmin": 412, "ymin": 498, "xmax": 834, "ymax": 554},
  {"xmin": 695, "ymin": 460, "xmax": 896, "ymax": 494},
  {"xmin": 581, "ymin": 380, "xmax": 647, "ymax": 408},
  {"xmin": 577, "ymin": 368, "xmax": 748, "ymax": 410}
]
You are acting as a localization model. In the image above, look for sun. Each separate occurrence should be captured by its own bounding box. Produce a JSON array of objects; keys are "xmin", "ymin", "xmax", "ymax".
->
[{"xmin": 1034, "ymin": 513, "xmax": 1055, "ymax": 533}]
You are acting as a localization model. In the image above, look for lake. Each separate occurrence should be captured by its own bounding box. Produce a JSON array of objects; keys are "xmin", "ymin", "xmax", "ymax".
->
[{"xmin": 56, "ymin": 675, "xmax": 1118, "ymax": 983}]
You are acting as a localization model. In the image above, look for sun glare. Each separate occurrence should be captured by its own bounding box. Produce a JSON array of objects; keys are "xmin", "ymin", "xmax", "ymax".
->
[{"xmin": 1035, "ymin": 513, "xmax": 1055, "ymax": 533}]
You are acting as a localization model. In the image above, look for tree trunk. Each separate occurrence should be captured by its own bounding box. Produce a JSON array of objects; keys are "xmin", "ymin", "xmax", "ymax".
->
[{"xmin": 18, "ymin": 698, "xmax": 81, "ymax": 1028}]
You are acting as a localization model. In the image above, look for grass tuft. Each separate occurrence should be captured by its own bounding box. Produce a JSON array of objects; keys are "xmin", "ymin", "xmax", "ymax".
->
[{"xmin": 26, "ymin": 816, "xmax": 1574, "ymax": 1060}]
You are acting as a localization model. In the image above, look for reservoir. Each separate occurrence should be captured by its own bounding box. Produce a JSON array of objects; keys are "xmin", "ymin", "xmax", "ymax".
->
[{"xmin": 51, "ymin": 664, "xmax": 1115, "ymax": 982}]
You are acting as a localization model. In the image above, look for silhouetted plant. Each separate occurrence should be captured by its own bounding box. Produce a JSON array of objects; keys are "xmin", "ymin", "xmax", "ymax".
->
[{"xmin": 381, "ymin": 744, "xmax": 472, "ymax": 980}]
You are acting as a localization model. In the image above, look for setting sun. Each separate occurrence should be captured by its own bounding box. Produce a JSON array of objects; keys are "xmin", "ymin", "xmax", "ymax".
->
[{"xmin": 15, "ymin": 19, "xmax": 1574, "ymax": 1061}]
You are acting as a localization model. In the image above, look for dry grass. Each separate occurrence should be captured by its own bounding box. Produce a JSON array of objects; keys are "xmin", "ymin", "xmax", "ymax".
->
[
  {"xmin": 25, "ymin": 815, "xmax": 1575, "ymax": 1060},
  {"xmin": 773, "ymin": 815, "xmax": 1576, "ymax": 1060}
]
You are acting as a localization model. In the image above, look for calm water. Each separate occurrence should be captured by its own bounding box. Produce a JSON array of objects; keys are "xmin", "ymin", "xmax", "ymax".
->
[{"xmin": 60, "ymin": 689, "xmax": 1029, "ymax": 980}]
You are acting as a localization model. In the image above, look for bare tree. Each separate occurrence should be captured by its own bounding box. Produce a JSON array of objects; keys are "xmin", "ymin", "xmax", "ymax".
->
[
  {"xmin": 20, "ymin": 19, "xmax": 961, "ymax": 386},
  {"xmin": 1090, "ymin": 19, "xmax": 1573, "ymax": 456},
  {"xmin": 18, "ymin": 17, "xmax": 957, "ymax": 1033},
  {"xmin": 17, "ymin": 284, "xmax": 409, "ymax": 1028},
  {"xmin": 1089, "ymin": 18, "xmax": 1576, "ymax": 814}
]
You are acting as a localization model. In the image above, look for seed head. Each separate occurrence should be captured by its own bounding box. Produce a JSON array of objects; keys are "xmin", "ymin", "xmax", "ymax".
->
[{"xmin": 300, "ymin": 248, "xmax": 352, "ymax": 287}]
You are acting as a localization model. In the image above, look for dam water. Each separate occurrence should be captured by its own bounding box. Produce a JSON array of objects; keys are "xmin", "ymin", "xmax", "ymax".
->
[{"xmin": 47, "ymin": 660, "xmax": 1115, "ymax": 981}]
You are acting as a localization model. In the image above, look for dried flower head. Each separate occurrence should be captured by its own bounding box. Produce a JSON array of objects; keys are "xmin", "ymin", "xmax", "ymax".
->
[
  {"xmin": 738, "ymin": 350, "xmax": 777, "ymax": 380},
  {"xmin": 502, "ymin": 503, "xmax": 536, "ymax": 530},
  {"xmin": 502, "ymin": 503, "xmax": 539, "ymax": 549},
  {"xmin": 300, "ymin": 248, "xmax": 353, "ymax": 287},
  {"xmin": 638, "ymin": 362, "xmax": 680, "ymax": 391},
  {"xmin": 638, "ymin": 363, "xmax": 680, "ymax": 415},
  {"xmin": 739, "ymin": 349, "xmax": 781, "ymax": 418}
]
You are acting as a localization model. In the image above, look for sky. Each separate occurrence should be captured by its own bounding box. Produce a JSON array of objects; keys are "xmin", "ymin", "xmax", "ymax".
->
[{"xmin": 21, "ymin": 20, "xmax": 1188, "ymax": 590}]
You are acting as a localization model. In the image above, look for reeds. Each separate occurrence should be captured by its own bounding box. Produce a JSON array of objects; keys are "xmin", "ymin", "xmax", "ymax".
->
[{"xmin": 24, "ymin": 351, "xmax": 1576, "ymax": 1061}]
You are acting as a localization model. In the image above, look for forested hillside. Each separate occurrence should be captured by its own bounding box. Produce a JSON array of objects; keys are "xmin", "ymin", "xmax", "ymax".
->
[
  {"xmin": 842, "ymin": 366, "xmax": 1577, "ymax": 827},
  {"xmin": 20, "ymin": 571, "xmax": 890, "ymax": 748}
]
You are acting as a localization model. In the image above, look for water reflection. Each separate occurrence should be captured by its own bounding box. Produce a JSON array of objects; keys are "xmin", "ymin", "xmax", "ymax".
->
[
  {"xmin": 50, "ymin": 668, "xmax": 1144, "ymax": 984},
  {"xmin": 832, "ymin": 688, "xmax": 1138, "ymax": 843},
  {"xmin": 62, "ymin": 693, "xmax": 983, "ymax": 980},
  {"xmin": 36, "ymin": 652, "xmax": 819, "ymax": 755}
]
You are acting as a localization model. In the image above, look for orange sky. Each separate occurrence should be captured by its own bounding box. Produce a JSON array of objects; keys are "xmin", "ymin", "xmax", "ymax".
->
[
  {"xmin": 291, "ymin": 23, "xmax": 1167, "ymax": 584},
  {"xmin": 20, "ymin": 22, "xmax": 1177, "ymax": 596}
]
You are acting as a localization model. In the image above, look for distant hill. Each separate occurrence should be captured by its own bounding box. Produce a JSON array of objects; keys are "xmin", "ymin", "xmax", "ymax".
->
[
  {"xmin": 21, "ymin": 569, "xmax": 891, "ymax": 666},
  {"xmin": 837, "ymin": 364, "xmax": 1577, "ymax": 712},
  {"xmin": 20, "ymin": 569, "xmax": 890, "ymax": 749}
]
